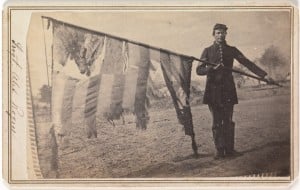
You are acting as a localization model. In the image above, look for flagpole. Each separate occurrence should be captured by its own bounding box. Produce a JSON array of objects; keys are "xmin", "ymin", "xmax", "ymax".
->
[
  {"xmin": 41, "ymin": 16, "xmax": 281, "ymax": 87},
  {"xmin": 41, "ymin": 16, "xmax": 192, "ymax": 58},
  {"xmin": 41, "ymin": 18, "xmax": 50, "ymax": 87},
  {"xmin": 192, "ymin": 57, "xmax": 283, "ymax": 87}
]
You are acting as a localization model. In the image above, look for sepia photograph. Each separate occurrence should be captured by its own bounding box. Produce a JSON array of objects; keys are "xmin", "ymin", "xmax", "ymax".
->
[{"xmin": 2, "ymin": 1, "xmax": 298, "ymax": 188}]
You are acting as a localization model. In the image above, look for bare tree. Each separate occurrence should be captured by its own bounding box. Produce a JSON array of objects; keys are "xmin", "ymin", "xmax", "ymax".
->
[{"xmin": 259, "ymin": 45, "xmax": 287, "ymax": 80}]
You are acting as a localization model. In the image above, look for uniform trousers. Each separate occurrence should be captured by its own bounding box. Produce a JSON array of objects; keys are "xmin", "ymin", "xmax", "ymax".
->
[{"xmin": 208, "ymin": 104, "xmax": 235, "ymax": 156}]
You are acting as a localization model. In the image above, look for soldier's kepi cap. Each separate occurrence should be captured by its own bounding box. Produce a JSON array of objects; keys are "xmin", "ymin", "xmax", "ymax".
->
[{"xmin": 213, "ymin": 23, "xmax": 228, "ymax": 31}]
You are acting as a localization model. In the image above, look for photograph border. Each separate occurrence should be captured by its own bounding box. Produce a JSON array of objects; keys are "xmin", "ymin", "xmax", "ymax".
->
[{"xmin": 2, "ymin": 3, "xmax": 298, "ymax": 187}]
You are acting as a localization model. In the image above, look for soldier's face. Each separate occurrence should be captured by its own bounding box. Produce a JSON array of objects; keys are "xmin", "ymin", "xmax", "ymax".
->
[{"xmin": 213, "ymin": 29, "xmax": 227, "ymax": 43}]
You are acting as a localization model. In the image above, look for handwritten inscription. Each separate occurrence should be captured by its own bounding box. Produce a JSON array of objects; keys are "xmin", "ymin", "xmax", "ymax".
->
[
  {"xmin": 6, "ymin": 102, "xmax": 24, "ymax": 134},
  {"xmin": 11, "ymin": 40, "xmax": 23, "ymax": 69},
  {"xmin": 9, "ymin": 40, "xmax": 25, "ymax": 134}
]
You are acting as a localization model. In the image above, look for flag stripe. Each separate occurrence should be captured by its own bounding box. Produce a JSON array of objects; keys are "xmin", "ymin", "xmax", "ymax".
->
[
  {"xmin": 86, "ymin": 86, "xmax": 100, "ymax": 96},
  {"xmin": 84, "ymin": 105, "xmax": 97, "ymax": 114},
  {"xmin": 61, "ymin": 77, "xmax": 77, "ymax": 124},
  {"xmin": 88, "ymin": 78, "xmax": 100, "ymax": 88},
  {"xmin": 122, "ymin": 43, "xmax": 140, "ymax": 110},
  {"xmin": 107, "ymin": 40, "xmax": 128, "ymax": 115},
  {"xmin": 160, "ymin": 52, "xmax": 181, "ymax": 111},
  {"xmin": 169, "ymin": 54, "xmax": 183, "ymax": 83},
  {"xmin": 111, "ymin": 75, "xmax": 126, "ymax": 103},
  {"xmin": 98, "ymin": 38, "xmax": 127, "ymax": 118},
  {"xmin": 85, "ymin": 76, "xmax": 101, "ymax": 114},
  {"xmin": 122, "ymin": 71, "xmax": 139, "ymax": 110},
  {"xmin": 160, "ymin": 51, "xmax": 194, "ymax": 136},
  {"xmin": 109, "ymin": 74, "xmax": 126, "ymax": 118},
  {"xmin": 134, "ymin": 45, "xmax": 150, "ymax": 113},
  {"xmin": 85, "ymin": 95, "xmax": 98, "ymax": 104},
  {"xmin": 132, "ymin": 44, "xmax": 151, "ymax": 129},
  {"xmin": 101, "ymin": 37, "xmax": 123, "ymax": 74},
  {"xmin": 51, "ymin": 72, "xmax": 67, "ymax": 125},
  {"xmin": 180, "ymin": 56, "xmax": 193, "ymax": 96},
  {"xmin": 84, "ymin": 76, "xmax": 101, "ymax": 133},
  {"xmin": 97, "ymin": 74, "xmax": 114, "ymax": 116},
  {"xmin": 85, "ymin": 109, "xmax": 98, "ymax": 118},
  {"xmin": 71, "ymin": 80, "xmax": 89, "ymax": 124}
]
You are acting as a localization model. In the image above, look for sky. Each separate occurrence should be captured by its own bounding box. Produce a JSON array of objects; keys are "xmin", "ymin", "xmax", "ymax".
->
[{"xmin": 26, "ymin": 10, "xmax": 292, "ymax": 95}]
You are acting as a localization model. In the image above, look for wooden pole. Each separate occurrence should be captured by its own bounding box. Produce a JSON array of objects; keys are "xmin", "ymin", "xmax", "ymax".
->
[
  {"xmin": 42, "ymin": 16, "xmax": 282, "ymax": 87},
  {"xmin": 192, "ymin": 57, "xmax": 283, "ymax": 87}
]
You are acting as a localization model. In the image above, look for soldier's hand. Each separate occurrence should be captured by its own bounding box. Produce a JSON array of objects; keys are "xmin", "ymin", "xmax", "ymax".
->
[{"xmin": 196, "ymin": 64, "xmax": 212, "ymax": 75}]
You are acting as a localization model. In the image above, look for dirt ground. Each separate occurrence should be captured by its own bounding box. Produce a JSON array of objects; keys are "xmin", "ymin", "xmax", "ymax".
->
[{"xmin": 35, "ymin": 87, "xmax": 291, "ymax": 178}]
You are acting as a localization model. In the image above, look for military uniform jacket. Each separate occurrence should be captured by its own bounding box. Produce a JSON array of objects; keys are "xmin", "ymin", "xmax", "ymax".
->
[{"xmin": 196, "ymin": 41, "xmax": 267, "ymax": 106}]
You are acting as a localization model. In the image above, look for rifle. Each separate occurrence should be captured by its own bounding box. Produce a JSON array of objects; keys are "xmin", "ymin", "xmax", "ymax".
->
[{"xmin": 192, "ymin": 57, "xmax": 283, "ymax": 87}]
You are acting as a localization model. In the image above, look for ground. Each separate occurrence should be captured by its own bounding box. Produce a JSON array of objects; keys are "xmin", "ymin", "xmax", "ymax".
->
[{"xmin": 35, "ymin": 85, "xmax": 291, "ymax": 178}]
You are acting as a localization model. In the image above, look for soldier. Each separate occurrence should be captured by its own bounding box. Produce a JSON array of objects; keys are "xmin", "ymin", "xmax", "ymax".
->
[{"xmin": 196, "ymin": 23, "xmax": 273, "ymax": 159}]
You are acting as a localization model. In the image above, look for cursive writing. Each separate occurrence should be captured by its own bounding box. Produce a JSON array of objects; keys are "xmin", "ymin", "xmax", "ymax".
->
[
  {"xmin": 11, "ymin": 40, "xmax": 23, "ymax": 69},
  {"xmin": 6, "ymin": 102, "xmax": 24, "ymax": 134},
  {"xmin": 8, "ymin": 40, "xmax": 25, "ymax": 134}
]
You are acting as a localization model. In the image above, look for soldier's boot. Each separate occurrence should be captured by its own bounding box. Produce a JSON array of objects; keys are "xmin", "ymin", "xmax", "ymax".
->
[
  {"xmin": 212, "ymin": 125, "xmax": 225, "ymax": 159},
  {"xmin": 225, "ymin": 121, "xmax": 234, "ymax": 153},
  {"xmin": 225, "ymin": 122, "xmax": 242, "ymax": 157}
]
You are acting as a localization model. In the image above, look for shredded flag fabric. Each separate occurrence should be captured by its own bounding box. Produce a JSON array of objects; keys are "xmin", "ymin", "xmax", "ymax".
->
[
  {"xmin": 159, "ymin": 51, "xmax": 194, "ymax": 136},
  {"xmin": 48, "ymin": 18, "xmax": 195, "ymax": 136}
]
